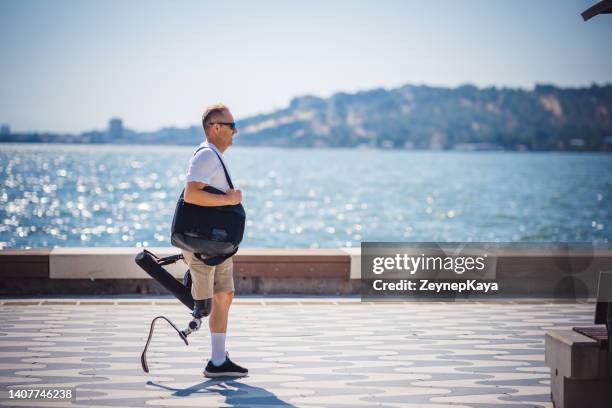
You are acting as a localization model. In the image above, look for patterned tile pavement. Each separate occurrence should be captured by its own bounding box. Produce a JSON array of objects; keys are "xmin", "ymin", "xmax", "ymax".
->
[{"xmin": 0, "ymin": 298, "xmax": 594, "ymax": 407}]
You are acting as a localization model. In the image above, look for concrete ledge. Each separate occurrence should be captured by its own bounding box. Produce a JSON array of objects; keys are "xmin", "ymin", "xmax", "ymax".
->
[
  {"xmin": 0, "ymin": 247, "xmax": 354, "ymax": 295},
  {"xmin": 545, "ymin": 330, "xmax": 608, "ymax": 378},
  {"xmin": 235, "ymin": 248, "xmax": 349, "ymax": 278},
  {"xmin": 340, "ymin": 247, "xmax": 361, "ymax": 279},
  {"xmin": 49, "ymin": 247, "xmax": 186, "ymax": 279},
  {"xmin": 0, "ymin": 248, "xmax": 50, "ymax": 278},
  {"xmin": 2, "ymin": 247, "xmax": 612, "ymax": 296},
  {"xmin": 42, "ymin": 247, "xmax": 351, "ymax": 279},
  {"xmin": 545, "ymin": 329, "xmax": 612, "ymax": 408}
]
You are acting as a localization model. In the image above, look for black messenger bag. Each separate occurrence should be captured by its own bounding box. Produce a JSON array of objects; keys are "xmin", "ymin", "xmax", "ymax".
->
[{"xmin": 170, "ymin": 146, "xmax": 245, "ymax": 265}]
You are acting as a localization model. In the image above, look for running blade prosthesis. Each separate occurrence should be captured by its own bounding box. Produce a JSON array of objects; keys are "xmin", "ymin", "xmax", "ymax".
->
[{"xmin": 135, "ymin": 249, "xmax": 201, "ymax": 373}]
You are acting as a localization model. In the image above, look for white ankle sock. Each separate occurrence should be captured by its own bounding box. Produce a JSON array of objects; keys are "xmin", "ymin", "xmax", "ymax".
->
[{"xmin": 210, "ymin": 332, "xmax": 227, "ymax": 366}]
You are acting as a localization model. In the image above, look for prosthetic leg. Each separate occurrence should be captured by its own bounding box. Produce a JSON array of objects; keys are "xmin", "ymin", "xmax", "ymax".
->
[{"xmin": 135, "ymin": 249, "xmax": 212, "ymax": 373}]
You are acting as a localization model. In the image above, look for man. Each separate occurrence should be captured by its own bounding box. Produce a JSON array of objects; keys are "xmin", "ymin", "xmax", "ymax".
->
[{"xmin": 182, "ymin": 103, "xmax": 247, "ymax": 377}]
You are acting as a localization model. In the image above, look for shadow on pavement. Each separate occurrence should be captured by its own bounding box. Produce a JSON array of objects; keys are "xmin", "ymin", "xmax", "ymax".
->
[{"xmin": 147, "ymin": 379, "xmax": 296, "ymax": 407}]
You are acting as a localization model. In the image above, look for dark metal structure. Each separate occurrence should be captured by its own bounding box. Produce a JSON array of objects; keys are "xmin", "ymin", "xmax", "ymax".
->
[
  {"xmin": 582, "ymin": 0, "xmax": 612, "ymax": 21},
  {"xmin": 594, "ymin": 272, "xmax": 612, "ymax": 376}
]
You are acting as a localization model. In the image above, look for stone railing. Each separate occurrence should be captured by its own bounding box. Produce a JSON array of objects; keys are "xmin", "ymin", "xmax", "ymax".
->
[{"xmin": 1, "ymin": 247, "xmax": 611, "ymax": 296}]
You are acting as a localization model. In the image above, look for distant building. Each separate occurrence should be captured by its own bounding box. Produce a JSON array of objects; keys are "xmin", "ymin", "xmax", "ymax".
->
[
  {"xmin": 108, "ymin": 118, "xmax": 123, "ymax": 140},
  {"xmin": 429, "ymin": 133, "xmax": 444, "ymax": 150},
  {"xmin": 81, "ymin": 130, "xmax": 105, "ymax": 143},
  {"xmin": 570, "ymin": 138, "xmax": 585, "ymax": 149},
  {"xmin": 0, "ymin": 124, "xmax": 10, "ymax": 136},
  {"xmin": 454, "ymin": 143, "xmax": 503, "ymax": 152}
]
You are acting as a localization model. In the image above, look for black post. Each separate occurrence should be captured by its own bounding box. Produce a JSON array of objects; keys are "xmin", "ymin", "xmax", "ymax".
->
[{"xmin": 607, "ymin": 302, "xmax": 612, "ymax": 377}]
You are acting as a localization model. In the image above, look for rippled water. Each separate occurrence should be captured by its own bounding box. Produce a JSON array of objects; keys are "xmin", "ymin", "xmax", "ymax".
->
[{"xmin": 0, "ymin": 143, "xmax": 610, "ymax": 249}]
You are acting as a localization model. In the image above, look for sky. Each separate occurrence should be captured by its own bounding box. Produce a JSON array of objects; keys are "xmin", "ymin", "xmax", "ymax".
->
[{"xmin": 1, "ymin": 0, "xmax": 611, "ymax": 133}]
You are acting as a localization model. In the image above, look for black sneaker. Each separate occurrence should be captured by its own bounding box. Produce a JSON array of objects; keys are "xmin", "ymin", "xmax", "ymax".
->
[{"xmin": 204, "ymin": 353, "xmax": 248, "ymax": 378}]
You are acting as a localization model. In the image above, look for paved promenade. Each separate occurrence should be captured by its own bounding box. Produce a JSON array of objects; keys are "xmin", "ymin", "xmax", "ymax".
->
[{"xmin": 0, "ymin": 298, "xmax": 593, "ymax": 407}]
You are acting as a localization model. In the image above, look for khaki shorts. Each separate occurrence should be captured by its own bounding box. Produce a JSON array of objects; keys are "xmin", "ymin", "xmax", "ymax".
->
[{"xmin": 181, "ymin": 250, "xmax": 235, "ymax": 300}]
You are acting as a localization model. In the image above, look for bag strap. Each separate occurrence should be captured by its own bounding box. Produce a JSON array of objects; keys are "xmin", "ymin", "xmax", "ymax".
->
[
  {"xmin": 193, "ymin": 145, "xmax": 234, "ymax": 189},
  {"xmin": 190, "ymin": 146, "xmax": 240, "ymax": 265}
]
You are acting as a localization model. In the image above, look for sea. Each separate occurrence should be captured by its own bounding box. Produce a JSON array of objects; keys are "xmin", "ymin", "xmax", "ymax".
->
[{"xmin": 1, "ymin": 143, "xmax": 610, "ymax": 249}]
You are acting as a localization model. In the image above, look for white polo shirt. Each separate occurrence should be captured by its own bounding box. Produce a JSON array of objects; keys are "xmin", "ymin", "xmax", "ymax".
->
[{"xmin": 185, "ymin": 141, "xmax": 233, "ymax": 191}]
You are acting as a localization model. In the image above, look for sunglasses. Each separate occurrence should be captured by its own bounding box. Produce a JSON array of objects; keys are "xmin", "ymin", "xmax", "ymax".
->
[{"xmin": 209, "ymin": 122, "xmax": 237, "ymax": 131}]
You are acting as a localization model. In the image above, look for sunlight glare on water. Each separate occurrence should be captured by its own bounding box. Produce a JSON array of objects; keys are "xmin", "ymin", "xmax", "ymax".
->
[{"xmin": 0, "ymin": 143, "xmax": 610, "ymax": 249}]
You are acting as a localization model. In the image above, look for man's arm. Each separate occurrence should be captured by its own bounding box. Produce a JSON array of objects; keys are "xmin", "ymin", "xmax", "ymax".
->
[{"xmin": 184, "ymin": 181, "xmax": 242, "ymax": 206}]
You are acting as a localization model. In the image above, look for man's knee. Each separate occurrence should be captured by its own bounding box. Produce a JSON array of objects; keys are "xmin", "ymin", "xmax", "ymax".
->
[{"xmin": 214, "ymin": 291, "xmax": 234, "ymax": 308}]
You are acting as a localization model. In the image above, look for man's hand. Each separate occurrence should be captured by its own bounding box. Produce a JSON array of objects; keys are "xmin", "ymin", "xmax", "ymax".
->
[
  {"xmin": 184, "ymin": 182, "xmax": 242, "ymax": 206},
  {"xmin": 225, "ymin": 188, "xmax": 242, "ymax": 205}
]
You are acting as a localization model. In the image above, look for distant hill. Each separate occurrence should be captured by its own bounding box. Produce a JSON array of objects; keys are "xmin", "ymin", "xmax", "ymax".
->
[
  {"xmin": 236, "ymin": 83, "xmax": 612, "ymax": 151},
  {"xmin": 3, "ymin": 83, "xmax": 612, "ymax": 151}
]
